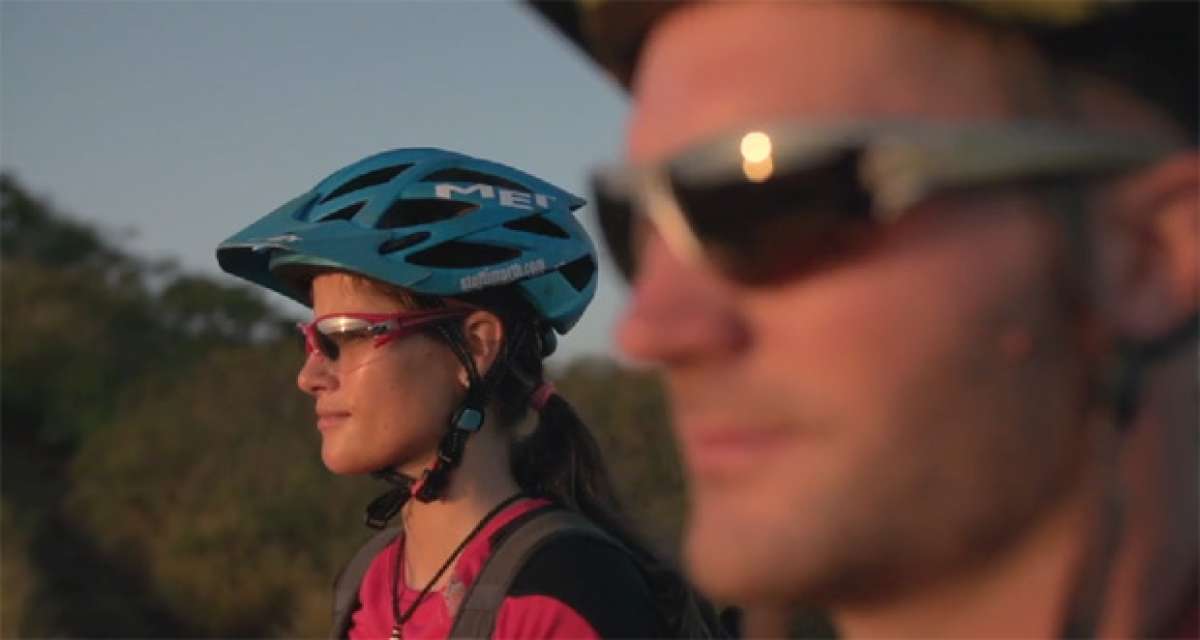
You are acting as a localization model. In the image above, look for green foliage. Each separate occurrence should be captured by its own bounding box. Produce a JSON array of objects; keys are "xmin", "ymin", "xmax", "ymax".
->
[
  {"xmin": 3, "ymin": 258, "xmax": 164, "ymax": 444},
  {"xmin": 0, "ymin": 173, "xmax": 131, "ymax": 272},
  {"xmin": 1, "ymin": 499, "xmax": 38, "ymax": 638},
  {"xmin": 1, "ymin": 174, "xmax": 286, "ymax": 447},
  {"xmin": 0, "ymin": 173, "xmax": 315, "ymax": 636},
  {"xmin": 67, "ymin": 342, "xmax": 376, "ymax": 637},
  {"xmin": 553, "ymin": 357, "xmax": 686, "ymax": 555},
  {"xmin": 2, "ymin": 173, "xmax": 160, "ymax": 445}
]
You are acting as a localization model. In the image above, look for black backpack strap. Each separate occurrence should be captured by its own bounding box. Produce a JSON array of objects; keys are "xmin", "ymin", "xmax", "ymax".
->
[
  {"xmin": 330, "ymin": 526, "xmax": 403, "ymax": 640},
  {"xmin": 448, "ymin": 507, "xmax": 621, "ymax": 639}
]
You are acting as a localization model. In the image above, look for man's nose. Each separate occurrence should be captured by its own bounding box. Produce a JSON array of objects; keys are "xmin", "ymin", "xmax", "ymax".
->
[{"xmin": 616, "ymin": 230, "xmax": 749, "ymax": 367}]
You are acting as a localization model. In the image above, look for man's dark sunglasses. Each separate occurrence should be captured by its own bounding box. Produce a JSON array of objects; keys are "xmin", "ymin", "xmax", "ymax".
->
[{"xmin": 591, "ymin": 121, "xmax": 1181, "ymax": 285}]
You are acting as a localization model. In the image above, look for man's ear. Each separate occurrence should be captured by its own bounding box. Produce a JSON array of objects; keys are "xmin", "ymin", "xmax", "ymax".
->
[
  {"xmin": 1096, "ymin": 151, "xmax": 1198, "ymax": 342},
  {"xmin": 456, "ymin": 310, "xmax": 505, "ymax": 388}
]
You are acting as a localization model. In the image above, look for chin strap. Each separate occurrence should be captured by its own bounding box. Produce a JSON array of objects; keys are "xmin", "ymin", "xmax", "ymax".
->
[
  {"xmin": 412, "ymin": 323, "xmax": 489, "ymax": 502},
  {"xmin": 1035, "ymin": 192, "xmax": 1196, "ymax": 637},
  {"xmin": 411, "ymin": 384, "xmax": 486, "ymax": 503},
  {"xmin": 1050, "ymin": 188, "xmax": 1198, "ymax": 431},
  {"xmin": 361, "ymin": 318, "xmax": 548, "ymax": 528},
  {"xmin": 1057, "ymin": 313, "xmax": 1197, "ymax": 636},
  {"xmin": 363, "ymin": 322, "xmax": 493, "ymax": 529},
  {"xmin": 364, "ymin": 469, "xmax": 415, "ymax": 529},
  {"xmin": 1112, "ymin": 312, "xmax": 1198, "ymax": 429}
]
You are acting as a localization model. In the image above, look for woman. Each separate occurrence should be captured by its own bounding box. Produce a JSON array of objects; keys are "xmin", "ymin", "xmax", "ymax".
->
[{"xmin": 216, "ymin": 148, "xmax": 703, "ymax": 639}]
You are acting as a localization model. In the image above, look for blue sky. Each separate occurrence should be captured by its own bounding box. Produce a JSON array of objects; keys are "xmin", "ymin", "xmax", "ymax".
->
[{"xmin": 1, "ymin": 0, "xmax": 630, "ymax": 364}]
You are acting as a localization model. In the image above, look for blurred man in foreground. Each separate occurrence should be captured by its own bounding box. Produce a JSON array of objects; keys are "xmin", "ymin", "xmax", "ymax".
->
[{"xmin": 533, "ymin": 2, "xmax": 1197, "ymax": 636}]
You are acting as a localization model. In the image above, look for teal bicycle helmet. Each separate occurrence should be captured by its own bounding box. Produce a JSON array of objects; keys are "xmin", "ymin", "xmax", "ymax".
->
[
  {"xmin": 216, "ymin": 147, "xmax": 597, "ymax": 335},
  {"xmin": 217, "ymin": 148, "xmax": 599, "ymax": 517}
]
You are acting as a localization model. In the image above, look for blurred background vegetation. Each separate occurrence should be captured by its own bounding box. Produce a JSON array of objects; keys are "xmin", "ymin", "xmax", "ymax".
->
[{"xmin": 0, "ymin": 173, "xmax": 686, "ymax": 637}]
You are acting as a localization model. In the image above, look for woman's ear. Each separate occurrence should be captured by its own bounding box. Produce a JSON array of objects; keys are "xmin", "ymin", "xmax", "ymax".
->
[
  {"xmin": 1096, "ymin": 151, "xmax": 1198, "ymax": 342},
  {"xmin": 456, "ymin": 309, "xmax": 506, "ymax": 388}
]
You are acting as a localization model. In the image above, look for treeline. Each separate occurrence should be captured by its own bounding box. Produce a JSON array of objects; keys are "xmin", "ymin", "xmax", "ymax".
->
[{"xmin": 0, "ymin": 174, "xmax": 684, "ymax": 637}]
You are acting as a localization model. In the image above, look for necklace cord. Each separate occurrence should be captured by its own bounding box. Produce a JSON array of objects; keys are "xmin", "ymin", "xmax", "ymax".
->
[{"xmin": 389, "ymin": 493, "xmax": 525, "ymax": 638}]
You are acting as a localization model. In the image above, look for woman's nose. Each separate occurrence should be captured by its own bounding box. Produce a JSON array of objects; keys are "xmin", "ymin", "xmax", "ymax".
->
[{"xmin": 296, "ymin": 351, "xmax": 337, "ymax": 396}]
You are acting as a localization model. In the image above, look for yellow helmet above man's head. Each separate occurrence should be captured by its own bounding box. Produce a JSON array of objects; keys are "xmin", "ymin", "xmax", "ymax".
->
[{"xmin": 528, "ymin": 0, "xmax": 1198, "ymax": 135}]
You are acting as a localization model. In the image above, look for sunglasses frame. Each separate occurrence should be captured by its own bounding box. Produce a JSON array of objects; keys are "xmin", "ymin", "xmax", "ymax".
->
[
  {"xmin": 297, "ymin": 307, "xmax": 474, "ymax": 363},
  {"xmin": 591, "ymin": 120, "xmax": 1182, "ymax": 284}
]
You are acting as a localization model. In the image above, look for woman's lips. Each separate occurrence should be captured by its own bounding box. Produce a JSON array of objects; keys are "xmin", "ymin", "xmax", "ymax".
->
[
  {"xmin": 682, "ymin": 424, "xmax": 793, "ymax": 478},
  {"xmin": 316, "ymin": 412, "xmax": 350, "ymax": 432}
]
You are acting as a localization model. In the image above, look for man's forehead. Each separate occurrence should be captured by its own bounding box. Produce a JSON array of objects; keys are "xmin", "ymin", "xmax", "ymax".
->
[{"xmin": 626, "ymin": 3, "xmax": 1054, "ymax": 162}]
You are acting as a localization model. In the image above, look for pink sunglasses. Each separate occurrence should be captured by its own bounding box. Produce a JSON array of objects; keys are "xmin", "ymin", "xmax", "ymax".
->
[{"xmin": 297, "ymin": 308, "xmax": 474, "ymax": 361}]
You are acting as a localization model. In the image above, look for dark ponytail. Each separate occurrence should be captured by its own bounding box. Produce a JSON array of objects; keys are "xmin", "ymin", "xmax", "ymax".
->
[
  {"xmin": 429, "ymin": 288, "xmax": 655, "ymax": 552},
  {"xmin": 480, "ymin": 311, "xmax": 653, "ymax": 563},
  {"xmin": 509, "ymin": 391, "xmax": 655, "ymax": 563},
  {"xmin": 511, "ymin": 393, "xmax": 617, "ymax": 512},
  {"xmin": 500, "ymin": 360, "xmax": 723, "ymax": 637}
]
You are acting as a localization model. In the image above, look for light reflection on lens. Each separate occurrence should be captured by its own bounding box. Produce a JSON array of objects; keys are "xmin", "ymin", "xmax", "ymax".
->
[
  {"xmin": 742, "ymin": 156, "xmax": 774, "ymax": 182},
  {"xmin": 740, "ymin": 131, "xmax": 773, "ymax": 163}
]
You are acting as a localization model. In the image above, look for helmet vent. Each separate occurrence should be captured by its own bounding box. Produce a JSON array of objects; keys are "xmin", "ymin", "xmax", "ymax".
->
[
  {"xmin": 559, "ymin": 255, "xmax": 596, "ymax": 291},
  {"xmin": 407, "ymin": 241, "xmax": 521, "ymax": 268},
  {"xmin": 503, "ymin": 216, "xmax": 569, "ymax": 238},
  {"xmin": 378, "ymin": 199, "xmax": 478, "ymax": 228},
  {"xmin": 421, "ymin": 168, "xmax": 529, "ymax": 193},
  {"xmin": 319, "ymin": 164, "xmax": 413, "ymax": 203},
  {"xmin": 319, "ymin": 201, "xmax": 364, "ymax": 222},
  {"xmin": 378, "ymin": 231, "xmax": 431, "ymax": 255}
]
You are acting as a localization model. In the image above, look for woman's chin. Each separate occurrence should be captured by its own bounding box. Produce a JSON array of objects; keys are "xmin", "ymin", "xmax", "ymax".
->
[
  {"xmin": 320, "ymin": 447, "xmax": 378, "ymax": 475},
  {"xmin": 321, "ymin": 458, "xmax": 357, "ymax": 475},
  {"xmin": 320, "ymin": 439, "xmax": 433, "ymax": 477}
]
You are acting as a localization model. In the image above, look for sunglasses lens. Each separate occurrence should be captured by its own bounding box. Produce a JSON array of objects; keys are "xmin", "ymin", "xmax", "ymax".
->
[
  {"xmin": 297, "ymin": 323, "xmax": 342, "ymax": 361},
  {"xmin": 312, "ymin": 316, "xmax": 380, "ymax": 362},
  {"xmin": 591, "ymin": 175, "xmax": 637, "ymax": 282},
  {"xmin": 315, "ymin": 332, "xmax": 340, "ymax": 361},
  {"xmin": 670, "ymin": 149, "xmax": 875, "ymax": 283}
]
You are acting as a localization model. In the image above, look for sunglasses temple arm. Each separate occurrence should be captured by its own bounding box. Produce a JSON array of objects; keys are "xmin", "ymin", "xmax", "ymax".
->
[
  {"xmin": 373, "ymin": 333, "xmax": 399, "ymax": 349},
  {"xmin": 642, "ymin": 171, "xmax": 704, "ymax": 264},
  {"xmin": 370, "ymin": 315, "xmax": 461, "ymax": 349}
]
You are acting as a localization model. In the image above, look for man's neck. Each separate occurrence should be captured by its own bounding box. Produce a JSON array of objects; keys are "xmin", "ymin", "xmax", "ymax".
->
[{"xmin": 835, "ymin": 469, "xmax": 1107, "ymax": 638}]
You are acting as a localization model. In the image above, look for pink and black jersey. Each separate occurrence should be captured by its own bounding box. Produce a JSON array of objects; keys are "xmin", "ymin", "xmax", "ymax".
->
[{"xmin": 346, "ymin": 499, "xmax": 659, "ymax": 639}]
